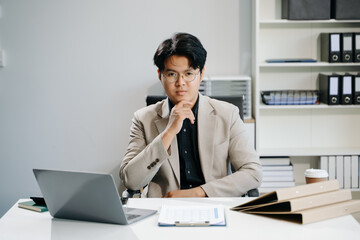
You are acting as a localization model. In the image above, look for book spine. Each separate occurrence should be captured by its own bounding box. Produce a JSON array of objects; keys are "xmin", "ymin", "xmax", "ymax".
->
[
  {"xmin": 328, "ymin": 156, "xmax": 336, "ymax": 180},
  {"xmin": 343, "ymin": 156, "xmax": 351, "ymax": 189},
  {"xmin": 336, "ymin": 155, "xmax": 344, "ymax": 188},
  {"xmin": 351, "ymin": 155, "xmax": 358, "ymax": 188},
  {"xmin": 320, "ymin": 156, "xmax": 328, "ymax": 172}
]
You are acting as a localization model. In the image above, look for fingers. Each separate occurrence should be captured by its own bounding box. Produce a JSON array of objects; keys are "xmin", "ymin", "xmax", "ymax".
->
[
  {"xmin": 176, "ymin": 101, "xmax": 193, "ymax": 109},
  {"xmin": 172, "ymin": 102, "xmax": 195, "ymax": 124}
]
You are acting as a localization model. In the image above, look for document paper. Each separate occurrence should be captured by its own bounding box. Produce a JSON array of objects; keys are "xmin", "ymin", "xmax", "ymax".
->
[{"xmin": 158, "ymin": 205, "xmax": 225, "ymax": 226}]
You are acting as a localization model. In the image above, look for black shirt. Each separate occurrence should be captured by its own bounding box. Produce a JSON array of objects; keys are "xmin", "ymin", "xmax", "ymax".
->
[{"xmin": 168, "ymin": 96, "xmax": 205, "ymax": 189}]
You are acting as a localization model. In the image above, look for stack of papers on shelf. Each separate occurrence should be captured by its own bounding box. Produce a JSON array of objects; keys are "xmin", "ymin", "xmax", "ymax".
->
[
  {"xmin": 261, "ymin": 90, "xmax": 319, "ymax": 105},
  {"xmin": 260, "ymin": 157, "xmax": 295, "ymax": 193},
  {"xmin": 231, "ymin": 180, "xmax": 360, "ymax": 224},
  {"xmin": 158, "ymin": 205, "xmax": 225, "ymax": 226}
]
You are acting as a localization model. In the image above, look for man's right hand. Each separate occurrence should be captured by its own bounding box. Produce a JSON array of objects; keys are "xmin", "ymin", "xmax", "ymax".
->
[{"xmin": 161, "ymin": 101, "xmax": 195, "ymax": 151}]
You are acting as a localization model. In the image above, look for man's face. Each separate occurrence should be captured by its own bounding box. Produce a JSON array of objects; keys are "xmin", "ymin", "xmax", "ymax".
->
[{"xmin": 158, "ymin": 55, "xmax": 204, "ymax": 107}]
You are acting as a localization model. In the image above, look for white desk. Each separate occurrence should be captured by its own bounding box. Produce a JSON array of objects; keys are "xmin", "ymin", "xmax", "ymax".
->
[{"xmin": 1, "ymin": 198, "xmax": 359, "ymax": 240}]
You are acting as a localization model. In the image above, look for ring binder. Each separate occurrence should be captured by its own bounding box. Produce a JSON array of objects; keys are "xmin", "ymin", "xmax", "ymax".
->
[
  {"xmin": 354, "ymin": 33, "xmax": 360, "ymax": 62},
  {"xmin": 340, "ymin": 74, "xmax": 353, "ymax": 104},
  {"xmin": 341, "ymin": 33, "xmax": 353, "ymax": 62},
  {"xmin": 319, "ymin": 74, "xmax": 340, "ymax": 105},
  {"xmin": 321, "ymin": 33, "xmax": 341, "ymax": 63}
]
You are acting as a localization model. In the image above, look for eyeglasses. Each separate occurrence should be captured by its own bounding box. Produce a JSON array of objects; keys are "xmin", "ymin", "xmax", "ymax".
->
[{"xmin": 161, "ymin": 70, "xmax": 200, "ymax": 83}]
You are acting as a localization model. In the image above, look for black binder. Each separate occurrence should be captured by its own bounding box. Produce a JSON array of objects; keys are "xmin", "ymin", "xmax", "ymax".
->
[
  {"xmin": 341, "ymin": 33, "xmax": 353, "ymax": 62},
  {"xmin": 354, "ymin": 33, "xmax": 360, "ymax": 63},
  {"xmin": 353, "ymin": 73, "xmax": 360, "ymax": 105},
  {"xmin": 321, "ymin": 33, "xmax": 341, "ymax": 63},
  {"xmin": 339, "ymin": 74, "xmax": 353, "ymax": 105},
  {"xmin": 331, "ymin": 0, "xmax": 360, "ymax": 20},
  {"xmin": 281, "ymin": 0, "xmax": 331, "ymax": 20},
  {"xmin": 319, "ymin": 74, "xmax": 340, "ymax": 105}
]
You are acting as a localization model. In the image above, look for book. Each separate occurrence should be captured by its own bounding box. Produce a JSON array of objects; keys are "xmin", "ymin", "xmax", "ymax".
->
[
  {"xmin": 344, "ymin": 156, "xmax": 351, "ymax": 189},
  {"xmin": 263, "ymin": 171, "xmax": 293, "ymax": 177},
  {"xmin": 263, "ymin": 176, "xmax": 294, "ymax": 182},
  {"xmin": 158, "ymin": 205, "xmax": 225, "ymax": 226},
  {"xmin": 319, "ymin": 156, "xmax": 328, "ymax": 172},
  {"xmin": 262, "ymin": 165, "xmax": 293, "ymax": 171},
  {"xmin": 260, "ymin": 157, "xmax": 290, "ymax": 166},
  {"xmin": 231, "ymin": 180, "xmax": 360, "ymax": 224},
  {"xmin": 336, "ymin": 155, "xmax": 344, "ymax": 188},
  {"xmin": 18, "ymin": 200, "xmax": 48, "ymax": 212},
  {"xmin": 261, "ymin": 181, "xmax": 295, "ymax": 188},
  {"xmin": 351, "ymin": 155, "xmax": 359, "ymax": 188},
  {"xmin": 328, "ymin": 156, "xmax": 336, "ymax": 180},
  {"xmin": 266, "ymin": 58, "xmax": 317, "ymax": 63}
]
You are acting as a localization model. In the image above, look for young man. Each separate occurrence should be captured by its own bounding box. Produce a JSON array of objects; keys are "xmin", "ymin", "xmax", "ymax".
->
[{"xmin": 120, "ymin": 33, "xmax": 262, "ymax": 198}]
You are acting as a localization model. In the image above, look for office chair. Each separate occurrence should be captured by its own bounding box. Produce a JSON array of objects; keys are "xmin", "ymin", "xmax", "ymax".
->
[{"xmin": 121, "ymin": 94, "xmax": 259, "ymax": 203}]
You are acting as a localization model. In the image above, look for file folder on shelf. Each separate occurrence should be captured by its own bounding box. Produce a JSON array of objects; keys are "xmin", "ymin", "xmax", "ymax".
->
[
  {"xmin": 353, "ymin": 73, "xmax": 360, "ymax": 104},
  {"xmin": 321, "ymin": 33, "xmax": 341, "ymax": 63},
  {"xmin": 341, "ymin": 33, "xmax": 353, "ymax": 62},
  {"xmin": 319, "ymin": 74, "xmax": 340, "ymax": 105},
  {"xmin": 354, "ymin": 33, "xmax": 360, "ymax": 62},
  {"xmin": 340, "ymin": 74, "xmax": 353, "ymax": 104},
  {"xmin": 231, "ymin": 180, "xmax": 360, "ymax": 224}
]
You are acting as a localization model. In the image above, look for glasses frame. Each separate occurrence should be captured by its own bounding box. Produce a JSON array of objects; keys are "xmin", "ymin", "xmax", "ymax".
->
[{"xmin": 161, "ymin": 69, "xmax": 200, "ymax": 83}]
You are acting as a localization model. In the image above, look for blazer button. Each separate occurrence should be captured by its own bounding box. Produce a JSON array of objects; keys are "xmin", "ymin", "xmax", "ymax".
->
[
  {"xmin": 150, "ymin": 162, "xmax": 155, "ymax": 167},
  {"xmin": 147, "ymin": 166, "xmax": 151, "ymax": 169},
  {"xmin": 155, "ymin": 159, "xmax": 159, "ymax": 162}
]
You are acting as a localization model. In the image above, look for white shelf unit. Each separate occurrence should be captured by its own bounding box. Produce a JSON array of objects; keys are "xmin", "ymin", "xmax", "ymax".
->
[{"xmin": 252, "ymin": 0, "xmax": 360, "ymax": 157}]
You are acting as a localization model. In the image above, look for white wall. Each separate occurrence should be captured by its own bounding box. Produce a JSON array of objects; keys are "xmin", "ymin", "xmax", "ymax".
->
[{"xmin": 0, "ymin": 0, "xmax": 252, "ymax": 217}]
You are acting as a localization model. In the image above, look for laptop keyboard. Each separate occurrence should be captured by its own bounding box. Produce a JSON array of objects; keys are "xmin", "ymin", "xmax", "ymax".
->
[{"xmin": 127, "ymin": 214, "xmax": 141, "ymax": 220}]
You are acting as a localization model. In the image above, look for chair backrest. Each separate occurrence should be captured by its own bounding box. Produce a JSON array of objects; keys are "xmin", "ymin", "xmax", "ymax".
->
[{"xmin": 146, "ymin": 95, "xmax": 244, "ymax": 121}]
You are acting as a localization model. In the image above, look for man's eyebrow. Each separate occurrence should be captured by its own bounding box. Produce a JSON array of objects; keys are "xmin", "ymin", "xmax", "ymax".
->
[{"xmin": 164, "ymin": 68, "xmax": 194, "ymax": 72}]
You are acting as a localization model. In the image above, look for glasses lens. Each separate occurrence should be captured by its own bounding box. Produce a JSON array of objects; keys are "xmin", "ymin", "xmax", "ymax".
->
[{"xmin": 183, "ymin": 71, "xmax": 196, "ymax": 81}]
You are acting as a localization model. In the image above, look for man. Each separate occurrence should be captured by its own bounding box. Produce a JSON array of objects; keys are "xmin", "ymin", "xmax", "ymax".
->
[{"xmin": 120, "ymin": 33, "xmax": 262, "ymax": 198}]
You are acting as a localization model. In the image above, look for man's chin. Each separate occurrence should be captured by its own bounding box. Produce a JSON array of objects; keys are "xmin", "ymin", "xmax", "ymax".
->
[{"xmin": 169, "ymin": 96, "xmax": 188, "ymax": 104}]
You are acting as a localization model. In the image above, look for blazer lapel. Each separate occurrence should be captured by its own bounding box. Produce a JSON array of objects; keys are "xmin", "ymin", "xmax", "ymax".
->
[
  {"xmin": 197, "ymin": 94, "xmax": 216, "ymax": 182},
  {"xmin": 154, "ymin": 99, "xmax": 180, "ymax": 186}
]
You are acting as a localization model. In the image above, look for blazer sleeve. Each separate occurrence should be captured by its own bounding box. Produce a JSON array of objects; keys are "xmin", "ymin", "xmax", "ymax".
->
[
  {"xmin": 200, "ymin": 106, "xmax": 262, "ymax": 197},
  {"xmin": 119, "ymin": 111, "xmax": 170, "ymax": 191}
]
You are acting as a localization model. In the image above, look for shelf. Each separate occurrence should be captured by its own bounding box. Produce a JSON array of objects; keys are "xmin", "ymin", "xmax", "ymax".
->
[
  {"xmin": 260, "ymin": 19, "xmax": 360, "ymax": 25},
  {"xmin": 259, "ymin": 102, "xmax": 360, "ymax": 110},
  {"xmin": 259, "ymin": 147, "xmax": 360, "ymax": 157},
  {"xmin": 259, "ymin": 62, "xmax": 360, "ymax": 68}
]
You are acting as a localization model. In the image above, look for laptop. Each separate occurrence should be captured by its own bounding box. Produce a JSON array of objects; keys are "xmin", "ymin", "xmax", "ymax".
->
[{"xmin": 33, "ymin": 169, "xmax": 157, "ymax": 225}]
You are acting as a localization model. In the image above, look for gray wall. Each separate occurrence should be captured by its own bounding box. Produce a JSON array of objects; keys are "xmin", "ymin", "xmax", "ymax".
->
[{"xmin": 0, "ymin": 0, "xmax": 252, "ymax": 217}]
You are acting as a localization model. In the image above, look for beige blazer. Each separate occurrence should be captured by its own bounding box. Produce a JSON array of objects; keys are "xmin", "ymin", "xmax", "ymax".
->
[{"xmin": 120, "ymin": 94, "xmax": 262, "ymax": 197}]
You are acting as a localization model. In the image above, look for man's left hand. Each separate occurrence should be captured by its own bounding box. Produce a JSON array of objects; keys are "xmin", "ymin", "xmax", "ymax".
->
[{"xmin": 162, "ymin": 187, "xmax": 206, "ymax": 198}]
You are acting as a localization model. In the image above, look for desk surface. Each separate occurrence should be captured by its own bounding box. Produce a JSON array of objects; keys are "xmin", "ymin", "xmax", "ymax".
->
[{"xmin": 1, "ymin": 198, "xmax": 359, "ymax": 240}]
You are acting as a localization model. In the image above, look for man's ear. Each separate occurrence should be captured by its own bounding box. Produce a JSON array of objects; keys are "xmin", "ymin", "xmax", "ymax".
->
[
  {"xmin": 157, "ymin": 69, "xmax": 161, "ymax": 81},
  {"xmin": 200, "ymin": 67, "xmax": 205, "ymax": 82}
]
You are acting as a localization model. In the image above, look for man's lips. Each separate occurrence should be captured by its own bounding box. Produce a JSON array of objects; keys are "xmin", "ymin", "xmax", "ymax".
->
[{"xmin": 176, "ymin": 90, "xmax": 187, "ymax": 95}]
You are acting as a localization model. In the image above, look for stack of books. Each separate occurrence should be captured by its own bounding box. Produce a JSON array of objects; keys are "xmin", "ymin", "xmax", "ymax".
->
[{"xmin": 260, "ymin": 156, "xmax": 295, "ymax": 193}]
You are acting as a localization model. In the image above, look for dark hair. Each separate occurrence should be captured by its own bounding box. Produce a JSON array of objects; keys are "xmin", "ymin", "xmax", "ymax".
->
[{"xmin": 153, "ymin": 33, "xmax": 207, "ymax": 73}]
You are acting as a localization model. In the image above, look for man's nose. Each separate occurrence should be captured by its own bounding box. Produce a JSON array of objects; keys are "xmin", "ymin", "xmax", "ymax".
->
[{"xmin": 175, "ymin": 74, "xmax": 186, "ymax": 85}]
